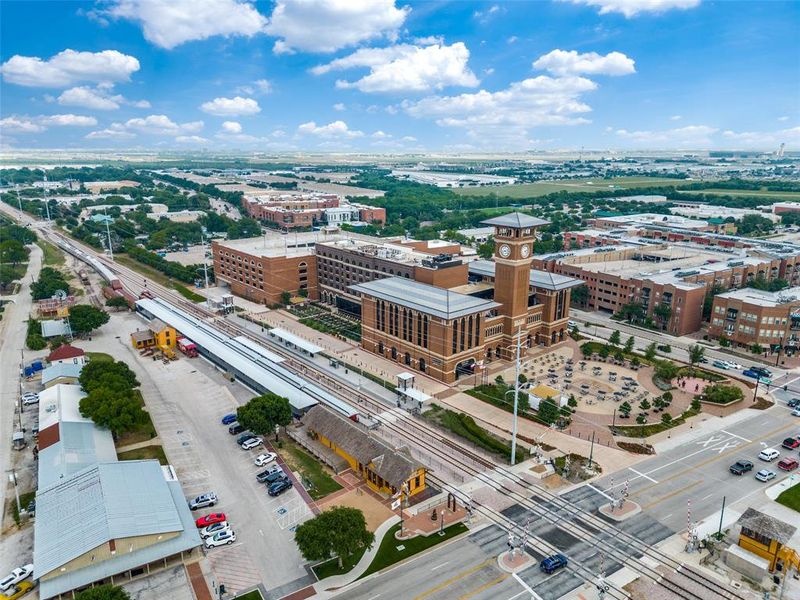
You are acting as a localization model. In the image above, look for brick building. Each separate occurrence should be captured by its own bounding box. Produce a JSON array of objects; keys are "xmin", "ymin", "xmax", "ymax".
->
[
  {"xmin": 708, "ymin": 286, "xmax": 800, "ymax": 354},
  {"xmin": 350, "ymin": 214, "xmax": 583, "ymax": 382}
]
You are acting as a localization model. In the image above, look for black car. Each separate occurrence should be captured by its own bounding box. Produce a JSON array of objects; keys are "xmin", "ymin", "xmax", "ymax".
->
[
  {"xmin": 268, "ymin": 478, "xmax": 293, "ymax": 497},
  {"xmin": 236, "ymin": 432, "xmax": 255, "ymax": 445},
  {"xmin": 228, "ymin": 423, "xmax": 244, "ymax": 435},
  {"xmin": 264, "ymin": 470, "xmax": 288, "ymax": 485},
  {"xmin": 789, "ymin": 398, "xmax": 800, "ymax": 408},
  {"xmin": 730, "ymin": 460, "xmax": 754, "ymax": 475}
]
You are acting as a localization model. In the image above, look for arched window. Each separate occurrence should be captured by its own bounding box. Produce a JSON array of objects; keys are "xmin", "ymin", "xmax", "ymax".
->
[
  {"xmin": 378, "ymin": 341, "xmax": 384, "ymax": 354},
  {"xmin": 391, "ymin": 347, "xmax": 397, "ymax": 360},
  {"xmin": 404, "ymin": 352, "xmax": 411, "ymax": 366},
  {"xmin": 419, "ymin": 358, "xmax": 426, "ymax": 372}
]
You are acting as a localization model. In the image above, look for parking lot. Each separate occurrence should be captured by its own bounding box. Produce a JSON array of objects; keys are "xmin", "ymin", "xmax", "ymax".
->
[{"xmin": 83, "ymin": 312, "xmax": 316, "ymax": 598}]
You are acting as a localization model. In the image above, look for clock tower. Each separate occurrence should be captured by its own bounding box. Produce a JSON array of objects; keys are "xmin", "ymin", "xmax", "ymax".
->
[{"xmin": 482, "ymin": 213, "xmax": 550, "ymax": 356}]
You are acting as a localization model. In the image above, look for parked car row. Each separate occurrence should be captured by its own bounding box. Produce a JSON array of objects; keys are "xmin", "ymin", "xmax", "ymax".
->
[
  {"xmin": 730, "ymin": 442, "xmax": 799, "ymax": 483},
  {"xmin": 711, "ymin": 360, "xmax": 743, "ymax": 370},
  {"xmin": 188, "ymin": 490, "xmax": 237, "ymax": 550}
]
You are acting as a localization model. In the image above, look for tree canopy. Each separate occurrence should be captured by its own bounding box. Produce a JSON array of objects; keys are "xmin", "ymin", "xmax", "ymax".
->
[
  {"xmin": 31, "ymin": 266, "xmax": 70, "ymax": 300},
  {"xmin": 74, "ymin": 584, "xmax": 131, "ymax": 600},
  {"xmin": 79, "ymin": 359, "xmax": 140, "ymax": 392},
  {"xmin": 701, "ymin": 384, "xmax": 744, "ymax": 405},
  {"xmin": 236, "ymin": 393, "xmax": 293, "ymax": 435},
  {"xmin": 537, "ymin": 397, "xmax": 560, "ymax": 425},
  {"xmin": 294, "ymin": 506, "xmax": 374, "ymax": 569},
  {"xmin": 69, "ymin": 305, "xmax": 110, "ymax": 335},
  {"xmin": 0, "ymin": 239, "xmax": 29, "ymax": 265}
]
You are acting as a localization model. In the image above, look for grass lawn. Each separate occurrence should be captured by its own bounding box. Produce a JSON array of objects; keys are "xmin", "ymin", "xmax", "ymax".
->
[
  {"xmin": 114, "ymin": 390, "xmax": 158, "ymax": 448},
  {"xmin": 359, "ymin": 522, "xmax": 469, "ymax": 579},
  {"xmin": 116, "ymin": 254, "xmax": 204, "ymax": 302},
  {"xmin": 11, "ymin": 491, "xmax": 36, "ymax": 524},
  {"xmin": 313, "ymin": 546, "xmax": 368, "ymax": 580},
  {"xmin": 776, "ymin": 482, "xmax": 800, "ymax": 513},
  {"xmin": 278, "ymin": 439, "xmax": 343, "ymax": 500},
  {"xmin": 117, "ymin": 444, "xmax": 169, "ymax": 465},
  {"xmin": 453, "ymin": 176, "xmax": 687, "ymax": 198},
  {"xmin": 86, "ymin": 351, "xmax": 114, "ymax": 363},
  {"xmin": 612, "ymin": 408, "xmax": 699, "ymax": 438},
  {"xmin": 36, "ymin": 239, "xmax": 65, "ymax": 266},
  {"xmin": 233, "ymin": 591, "xmax": 264, "ymax": 600}
]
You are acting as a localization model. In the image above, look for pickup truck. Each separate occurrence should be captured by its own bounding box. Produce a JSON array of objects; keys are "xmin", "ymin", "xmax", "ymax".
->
[{"xmin": 729, "ymin": 460, "xmax": 754, "ymax": 475}]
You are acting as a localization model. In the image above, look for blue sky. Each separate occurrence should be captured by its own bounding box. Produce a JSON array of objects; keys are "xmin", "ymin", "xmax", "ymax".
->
[{"xmin": 1, "ymin": 0, "xmax": 798, "ymax": 152}]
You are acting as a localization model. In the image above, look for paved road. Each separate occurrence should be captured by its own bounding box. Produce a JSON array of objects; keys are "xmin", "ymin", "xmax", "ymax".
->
[
  {"xmin": 572, "ymin": 308, "xmax": 786, "ymax": 377},
  {"xmin": 0, "ymin": 244, "xmax": 42, "ymax": 578}
]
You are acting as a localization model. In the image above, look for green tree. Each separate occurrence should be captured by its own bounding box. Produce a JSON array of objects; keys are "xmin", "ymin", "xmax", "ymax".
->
[
  {"xmin": 661, "ymin": 413, "xmax": 673, "ymax": 426},
  {"xmin": 537, "ymin": 396, "xmax": 560, "ymax": 425},
  {"xmin": 69, "ymin": 305, "xmax": 110, "ymax": 335},
  {"xmin": 631, "ymin": 356, "xmax": 641, "ymax": 368},
  {"xmin": 567, "ymin": 394, "xmax": 577, "ymax": 408},
  {"xmin": 751, "ymin": 343, "xmax": 764, "ymax": 355},
  {"xmin": 644, "ymin": 342, "xmax": 657, "ymax": 361},
  {"xmin": 0, "ymin": 239, "xmax": 29, "ymax": 266},
  {"xmin": 609, "ymin": 330, "xmax": 621, "ymax": 347},
  {"xmin": 624, "ymin": 336, "xmax": 635, "ymax": 354},
  {"xmin": 74, "ymin": 585, "xmax": 131, "ymax": 600},
  {"xmin": 79, "ymin": 387, "xmax": 146, "ymax": 437},
  {"xmin": 654, "ymin": 360, "xmax": 679, "ymax": 382},
  {"xmin": 614, "ymin": 350, "xmax": 624, "ymax": 362},
  {"xmin": 688, "ymin": 344, "xmax": 705, "ymax": 370},
  {"xmin": 691, "ymin": 398, "xmax": 701, "ymax": 411},
  {"xmin": 517, "ymin": 393, "xmax": 530, "ymax": 413},
  {"xmin": 280, "ymin": 291, "xmax": 291, "ymax": 305},
  {"xmin": 662, "ymin": 391, "xmax": 673, "ymax": 404},
  {"xmin": 79, "ymin": 359, "xmax": 139, "ymax": 392},
  {"xmin": 236, "ymin": 393, "xmax": 293, "ymax": 436},
  {"xmin": 653, "ymin": 303, "xmax": 672, "ymax": 330},
  {"xmin": 598, "ymin": 344, "xmax": 610, "ymax": 359},
  {"xmin": 636, "ymin": 414, "xmax": 648, "ymax": 425},
  {"xmin": 476, "ymin": 237, "xmax": 495, "ymax": 259},
  {"xmin": 570, "ymin": 284, "xmax": 589, "ymax": 308},
  {"xmin": 619, "ymin": 401, "xmax": 632, "ymax": 417},
  {"xmin": 30, "ymin": 266, "xmax": 69, "ymax": 299},
  {"xmin": 618, "ymin": 302, "xmax": 644, "ymax": 323},
  {"xmin": 701, "ymin": 384, "xmax": 744, "ymax": 405},
  {"xmin": 294, "ymin": 507, "xmax": 375, "ymax": 569},
  {"xmin": 105, "ymin": 295, "xmax": 131, "ymax": 310},
  {"xmin": 639, "ymin": 399, "xmax": 651, "ymax": 412},
  {"xmin": 702, "ymin": 283, "xmax": 725, "ymax": 320}
]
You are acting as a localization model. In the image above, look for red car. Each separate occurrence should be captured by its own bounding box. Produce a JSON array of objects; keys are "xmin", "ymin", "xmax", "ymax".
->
[
  {"xmin": 778, "ymin": 457, "xmax": 799, "ymax": 472},
  {"xmin": 195, "ymin": 513, "xmax": 226, "ymax": 528},
  {"xmin": 781, "ymin": 437, "xmax": 800, "ymax": 450}
]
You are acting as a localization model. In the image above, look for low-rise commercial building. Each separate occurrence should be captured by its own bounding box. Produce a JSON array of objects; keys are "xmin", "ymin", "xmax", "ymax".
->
[
  {"xmin": 33, "ymin": 384, "xmax": 201, "ymax": 598},
  {"xmin": 301, "ymin": 405, "xmax": 427, "ymax": 498}
]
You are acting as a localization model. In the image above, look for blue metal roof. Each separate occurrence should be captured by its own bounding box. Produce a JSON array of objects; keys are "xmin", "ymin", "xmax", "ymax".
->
[{"xmin": 41, "ymin": 362, "xmax": 83, "ymax": 386}]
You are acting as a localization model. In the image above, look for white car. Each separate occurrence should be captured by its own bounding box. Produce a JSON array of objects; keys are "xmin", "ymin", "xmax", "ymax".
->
[
  {"xmin": 758, "ymin": 448, "xmax": 780, "ymax": 462},
  {"xmin": 726, "ymin": 361, "xmax": 744, "ymax": 370},
  {"xmin": 21, "ymin": 394, "xmax": 39, "ymax": 406},
  {"xmin": 0, "ymin": 564, "xmax": 34, "ymax": 591},
  {"xmin": 755, "ymin": 469, "xmax": 776, "ymax": 482},
  {"xmin": 254, "ymin": 452, "xmax": 277, "ymax": 467},
  {"xmin": 204, "ymin": 529, "xmax": 236, "ymax": 548},
  {"xmin": 199, "ymin": 521, "xmax": 230, "ymax": 539},
  {"xmin": 241, "ymin": 437, "xmax": 263, "ymax": 450},
  {"xmin": 792, "ymin": 408, "xmax": 800, "ymax": 417}
]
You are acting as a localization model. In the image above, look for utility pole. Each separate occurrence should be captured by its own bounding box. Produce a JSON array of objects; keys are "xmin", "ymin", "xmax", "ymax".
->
[
  {"xmin": 104, "ymin": 206, "xmax": 114, "ymax": 261},
  {"xmin": 511, "ymin": 325, "xmax": 522, "ymax": 466},
  {"xmin": 42, "ymin": 171, "xmax": 51, "ymax": 222},
  {"xmin": 15, "ymin": 184, "xmax": 22, "ymax": 213},
  {"xmin": 716, "ymin": 495, "xmax": 726, "ymax": 540},
  {"xmin": 8, "ymin": 472, "xmax": 21, "ymax": 517},
  {"xmin": 201, "ymin": 227, "xmax": 210, "ymax": 308},
  {"xmin": 588, "ymin": 430, "xmax": 596, "ymax": 469}
]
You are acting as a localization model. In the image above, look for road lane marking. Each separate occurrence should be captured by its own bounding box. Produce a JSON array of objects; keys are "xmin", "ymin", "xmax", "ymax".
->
[
  {"xmin": 701, "ymin": 493, "xmax": 714, "ymax": 501},
  {"xmin": 513, "ymin": 572, "xmax": 544, "ymax": 600},
  {"xmin": 641, "ymin": 480, "xmax": 701, "ymax": 510},
  {"xmin": 431, "ymin": 561, "xmax": 450, "ymax": 571},
  {"xmin": 715, "ymin": 441, "xmax": 740, "ymax": 454},
  {"xmin": 586, "ymin": 483, "xmax": 615, "ymax": 501},
  {"xmin": 367, "ymin": 596, "xmax": 381, "ymax": 600},
  {"xmin": 696, "ymin": 435, "xmax": 726, "ymax": 448},
  {"xmin": 628, "ymin": 467, "xmax": 658, "ymax": 483},
  {"xmin": 502, "ymin": 593, "xmax": 527, "ymax": 600},
  {"xmin": 460, "ymin": 573, "xmax": 509, "ymax": 599},
  {"xmin": 414, "ymin": 559, "xmax": 494, "ymax": 600},
  {"xmin": 721, "ymin": 430, "xmax": 752, "ymax": 443}
]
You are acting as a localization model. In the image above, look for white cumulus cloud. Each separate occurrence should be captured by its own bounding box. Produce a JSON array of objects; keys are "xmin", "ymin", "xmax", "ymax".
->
[
  {"xmin": 533, "ymin": 49, "xmax": 635, "ymax": 76},
  {"xmin": 235, "ymin": 79, "xmax": 272, "ymax": 95},
  {"xmin": 176, "ymin": 135, "xmax": 209, "ymax": 144},
  {"xmin": 104, "ymin": 0, "xmax": 267, "ymax": 49},
  {"xmin": 57, "ymin": 85, "xmax": 150, "ymax": 110},
  {"xmin": 2, "ymin": 113, "xmax": 98, "ymax": 133},
  {"xmin": 200, "ymin": 96, "xmax": 261, "ymax": 117},
  {"xmin": 564, "ymin": 0, "xmax": 701, "ymax": 18},
  {"xmin": 614, "ymin": 124, "xmax": 718, "ymax": 146},
  {"xmin": 86, "ymin": 115, "xmax": 204, "ymax": 140},
  {"xmin": 221, "ymin": 121, "xmax": 243, "ymax": 134},
  {"xmin": 266, "ymin": 0, "xmax": 409, "ymax": 54},
  {"xmin": 297, "ymin": 120, "xmax": 363, "ymax": 138},
  {"xmin": 313, "ymin": 42, "xmax": 478, "ymax": 93},
  {"xmin": 722, "ymin": 127, "xmax": 800, "ymax": 148},
  {"xmin": 0, "ymin": 49, "xmax": 140, "ymax": 87}
]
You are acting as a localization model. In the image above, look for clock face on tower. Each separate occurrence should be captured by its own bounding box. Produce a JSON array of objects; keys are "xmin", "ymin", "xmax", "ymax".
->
[
  {"xmin": 520, "ymin": 244, "xmax": 530, "ymax": 258},
  {"xmin": 498, "ymin": 244, "xmax": 511, "ymax": 258}
]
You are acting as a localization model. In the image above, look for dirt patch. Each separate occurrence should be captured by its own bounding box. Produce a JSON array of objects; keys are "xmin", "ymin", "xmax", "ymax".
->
[{"xmin": 317, "ymin": 488, "xmax": 394, "ymax": 532}]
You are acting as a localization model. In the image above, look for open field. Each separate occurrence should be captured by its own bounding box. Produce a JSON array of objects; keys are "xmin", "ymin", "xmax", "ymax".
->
[
  {"xmin": 116, "ymin": 254, "xmax": 205, "ymax": 302},
  {"xmin": 676, "ymin": 188, "xmax": 800, "ymax": 200},
  {"xmin": 452, "ymin": 176, "xmax": 687, "ymax": 198},
  {"xmin": 36, "ymin": 239, "xmax": 65, "ymax": 266}
]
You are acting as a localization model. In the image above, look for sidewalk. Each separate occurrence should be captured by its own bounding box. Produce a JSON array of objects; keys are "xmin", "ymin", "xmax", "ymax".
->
[{"xmin": 312, "ymin": 515, "xmax": 401, "ymax": 597}]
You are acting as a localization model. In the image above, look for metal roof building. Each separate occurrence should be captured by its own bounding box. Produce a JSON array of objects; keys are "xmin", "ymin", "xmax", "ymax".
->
[
  {"xmin": 349, "ymin": 277, "xmax": 500, "ymax": 320},
  {"xmin": 36, "ymin": 384, "xmax": 116, "ymax": 490},
  {"xmin": 468, "ymin": 259, "xmax": 584, "ymax": 292},
  {"xmin": 135, "ymin": 297, "xmax": 319, "ymax": 412},
  {"xmin": 34, "ymin": 461, "xmax": 201, "ymax": 599},
  {"xmin": 41, "ymin": 362, "xmax": 84, "ymax": 388}
]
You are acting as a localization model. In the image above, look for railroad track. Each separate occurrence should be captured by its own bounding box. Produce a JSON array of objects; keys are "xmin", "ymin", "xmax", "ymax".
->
[{"xmin": 53, "ymin": 230, "xmax": 745, "ymax": 600}]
